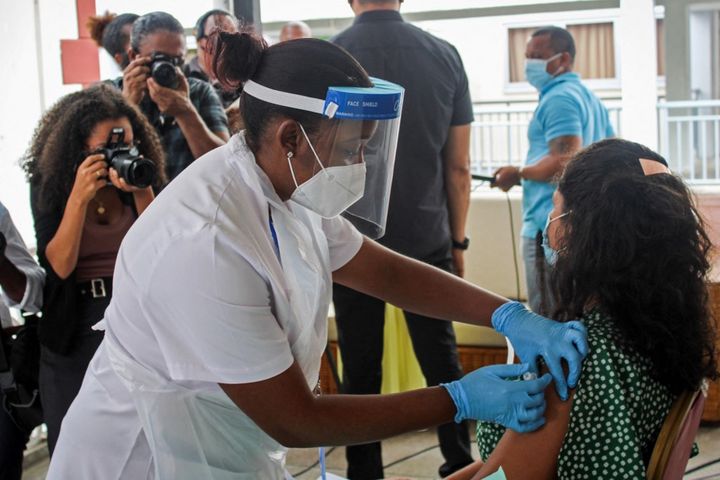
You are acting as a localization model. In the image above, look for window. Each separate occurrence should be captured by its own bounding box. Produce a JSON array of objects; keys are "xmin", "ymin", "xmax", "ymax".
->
[
  {"xmin": 656, "ymin": 18, "xmax": 665, "ymax": 77},
  {"xmin": 507, "ymin": 22, "xmax": 616, "ymax": 83}
]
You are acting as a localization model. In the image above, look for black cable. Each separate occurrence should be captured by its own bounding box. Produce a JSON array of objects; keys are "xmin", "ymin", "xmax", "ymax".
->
[
  {"xmin": 382, "ymin": 443, "xmax": 440, "ymax": 469},
  {"xmin": 290, "ymin": 446, "xmax": 337, "ymax": 477},
  {"xmin": 684, "ymin": 456, "xmax": 720, "ymax": 475},
  {"xmin": 505, "ymin": 192, "xmax": 521, "ymax": 302}
]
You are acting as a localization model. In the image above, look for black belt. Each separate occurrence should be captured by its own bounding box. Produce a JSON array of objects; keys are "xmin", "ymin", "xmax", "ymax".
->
[{"xmin": 77, "ymin": 277, "xmax": 113, "ymax": 300}]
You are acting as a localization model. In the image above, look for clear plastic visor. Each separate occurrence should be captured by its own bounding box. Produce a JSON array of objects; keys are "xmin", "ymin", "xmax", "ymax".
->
[{"xmin": 306, "ymin": 116, "xmax": 400, "ymax": 239}]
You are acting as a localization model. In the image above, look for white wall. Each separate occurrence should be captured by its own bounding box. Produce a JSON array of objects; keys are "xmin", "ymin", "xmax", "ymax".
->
[
  {"xmin": 415, "ymin": 7, "xmax": 624, "ymax": 104},
  {"xmin": 0, "ymin": 0, "xmax": 80, "ymax": 245}
]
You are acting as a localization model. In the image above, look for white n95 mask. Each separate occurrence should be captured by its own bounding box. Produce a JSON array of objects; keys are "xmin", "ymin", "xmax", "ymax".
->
[{"xmin": 289, "ymin": 123, "xmax": 367, "ymax": 219}]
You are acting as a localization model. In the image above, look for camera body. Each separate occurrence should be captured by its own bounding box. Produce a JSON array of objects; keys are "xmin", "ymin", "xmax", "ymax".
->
[
  {"xmin": 149, "ymin": 52, "xmax": 182, "ymax": 89},
  {"xmin": 101, "ymin": 127, "xmax": 156, "ymax": 189}
]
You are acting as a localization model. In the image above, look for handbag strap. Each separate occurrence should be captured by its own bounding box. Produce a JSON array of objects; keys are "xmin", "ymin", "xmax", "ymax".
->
[{"xmin": 0, "ymin": 328, "xmax": 17, "ymax": 396}]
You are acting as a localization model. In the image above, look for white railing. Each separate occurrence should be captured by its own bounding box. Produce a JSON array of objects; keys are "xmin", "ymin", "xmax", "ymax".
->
[
  {"xmin": 658, "ymin": 100, "xmax": 720, "ymax": 185},
  {"xmin": 470, "ymin": 101, "xmax": 622, "ymax": 176}
]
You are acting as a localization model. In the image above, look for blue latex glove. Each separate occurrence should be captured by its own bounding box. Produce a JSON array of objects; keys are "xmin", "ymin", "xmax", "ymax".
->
[
  {"xmin": 442, "ymin": 363, "xmax": 552, "ymax": 433},
  {"xmin": 492, "ymin": 301, "xmax": 589, "ymax": 401}
]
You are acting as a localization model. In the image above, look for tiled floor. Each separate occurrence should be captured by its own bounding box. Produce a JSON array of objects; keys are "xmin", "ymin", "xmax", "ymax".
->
[{"xmin": 23, "ymin": 425, "xmax": 720, "ymax": 479}]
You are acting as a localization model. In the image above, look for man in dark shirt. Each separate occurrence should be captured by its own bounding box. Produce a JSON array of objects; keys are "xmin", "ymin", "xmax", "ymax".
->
[
  {"xmin": 113, "ymin": 11, "xmax": 229, "ymax": 181},
  {"xmin": 332, "ymin": 1, "xmax": 474, "ymax": 478}
]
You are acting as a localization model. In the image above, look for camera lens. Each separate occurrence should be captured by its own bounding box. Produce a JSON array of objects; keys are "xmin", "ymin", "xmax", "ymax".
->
[
  {"xmin": 110, "ymin": 151, "xmax": 156, "ymax": 189},
  {"xmin": 152, "ymin": 61, "xmax": 179, "ymax": 89},
  {"xmin": 127, "ymin": 160, "xmax": 157, "ymax": 189}
]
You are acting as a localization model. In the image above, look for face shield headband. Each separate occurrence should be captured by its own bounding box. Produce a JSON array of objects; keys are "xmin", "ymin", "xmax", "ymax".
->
[{"xmin": 243, "ymin": 77, "xmax": 405, "ymax": 238}]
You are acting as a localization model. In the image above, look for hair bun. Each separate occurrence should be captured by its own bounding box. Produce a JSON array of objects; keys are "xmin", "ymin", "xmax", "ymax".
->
[
  {"xmin": 86, "ymin": 11, "xmax": 117, "ymax": 46},
  {"xmin": 212, "ymin": 30, "xmax": 267, "ymax": 91}
]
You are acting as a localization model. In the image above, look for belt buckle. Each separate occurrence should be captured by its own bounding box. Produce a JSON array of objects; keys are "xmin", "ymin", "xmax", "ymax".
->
[{"xmin": 90, "ymin": 278, "xmax": 107, "ymax": 299}]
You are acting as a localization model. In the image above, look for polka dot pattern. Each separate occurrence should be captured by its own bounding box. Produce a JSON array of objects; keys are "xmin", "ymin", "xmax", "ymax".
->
[{"xmin": 476, "ymin": 310, "xmax": 679, "ymax": 479}]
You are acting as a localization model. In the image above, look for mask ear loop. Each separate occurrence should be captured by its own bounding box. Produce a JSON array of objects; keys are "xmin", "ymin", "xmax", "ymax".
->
[
  {"xmin": 287, "ymin": 151, "xmax": 300, "ymax": 189},
  {"xmin": 297, "ymin": 122, "xmax": 330, "ymax": 177}
]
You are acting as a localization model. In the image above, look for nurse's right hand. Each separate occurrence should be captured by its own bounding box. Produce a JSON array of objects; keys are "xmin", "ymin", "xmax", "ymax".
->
[{"xmin": 442, "ymin": 363, "xmax": 551, "ymax": 433}]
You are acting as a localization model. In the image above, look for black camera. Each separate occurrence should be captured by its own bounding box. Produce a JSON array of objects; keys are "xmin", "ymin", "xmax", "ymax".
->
[
  {"xmin": 101, "ymin": 127, "xmax": 156, "ymax": 189},
  {"xmin": 149, "ymin": 52, "xmax": 182, "ymax": 89}
]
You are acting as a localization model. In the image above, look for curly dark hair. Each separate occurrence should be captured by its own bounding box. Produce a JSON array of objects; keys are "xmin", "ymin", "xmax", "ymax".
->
[
  {"xmin": 551, "ymin": 138, "xmax": 717, "ymax": 394},
  {"xmin": 22, "ymin": 84, "xmax": 166, "ymax": 212}
]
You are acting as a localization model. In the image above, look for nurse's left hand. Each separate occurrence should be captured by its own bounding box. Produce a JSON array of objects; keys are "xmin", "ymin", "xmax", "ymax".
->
[{"xmin": 491, "ymin": 301, "xmax": 588, "ymax": 401}]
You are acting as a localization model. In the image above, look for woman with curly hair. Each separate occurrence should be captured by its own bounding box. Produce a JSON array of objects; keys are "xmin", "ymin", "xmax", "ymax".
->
[
  {"xmin": 449, "ymin": 138, "xmax": 718, "ymax": 480},
  {"xmin": 22, "ymin": 84, "xmax": 165, "ymax": 454}
]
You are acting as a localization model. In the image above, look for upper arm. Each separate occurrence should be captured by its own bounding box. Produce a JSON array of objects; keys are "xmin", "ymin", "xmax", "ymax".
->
[
  {"xmin": 475, "ymin": 380, "xmax": 574, "ymax": 480},
  {"xmin": 541, "ymin": 95, "xmax": 583, "ymax": 145},
  {"xmin": 548, "ymin": 135, "xmax": 582, "ymax": 158},
  {"xmin": 443, "ymin": 124, "xmax": 472, "ymax": 171},
  {"xmin": 0, "ymin": 208, "xmax": 45, "ymax": 310},
  {"xmin": 322, "ymin": 216, "xmax": 363, "ymax": 272},
  {"xmin": 219, "ymin": 360, "xmax": 316, "ymax": 447}
]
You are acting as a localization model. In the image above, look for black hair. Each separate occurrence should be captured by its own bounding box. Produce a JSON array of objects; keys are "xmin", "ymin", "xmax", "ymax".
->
[
  {"xmin": 87, "ymin": 12, "xmax": 138, "ymax": 68},
  {"xmin": 532, "ymin": 26, "xmax": 576, "ymax": 61},
  {"xmin": 195, "ymin": 9, "xmax": 238, "ymax": 40},
  {"xmin": 551, "ymin": 138, "xmax": 717, "ymax": 394},
  {"xmin": 212, "ymin": 33, "xmax": 372, "ymax": 151},
  {"xmin": 131, "ymin": 11, "xmax": 184, "ymax": 53},
  {"xmin": 22, "ymin": 84, "xmax": 166, "ymax": 211}
]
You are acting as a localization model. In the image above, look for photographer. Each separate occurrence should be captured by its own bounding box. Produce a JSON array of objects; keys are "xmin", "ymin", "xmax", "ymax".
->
[
  {"xmin": 21, "ymin": 84, "xmax": 166, "ymax": 454},
  {"xmin": 114, "ymin": 11, "xmax": 229, "ymax": 181},
  {"xmin": 0, "ymin": 202, "xmax": 44, "ymax": 480}
]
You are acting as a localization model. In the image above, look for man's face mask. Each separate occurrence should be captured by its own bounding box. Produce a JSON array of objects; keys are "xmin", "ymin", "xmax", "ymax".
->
[
  {"xmin": 525, "ymin": 53, "xmax": 563, "ymax": 91},
  {"xmin": 288, "ymin": 123, "xmax": 367, "ymax": 219}
]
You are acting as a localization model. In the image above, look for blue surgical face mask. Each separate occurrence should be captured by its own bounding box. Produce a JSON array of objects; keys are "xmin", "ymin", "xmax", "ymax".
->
[
  {"xmin": 542, "ymin": 210, "xmax": 570, "ymax": 266},
  {"xmin": 525, "ymin": 53, "xmax": 563, "ymax": 91}
]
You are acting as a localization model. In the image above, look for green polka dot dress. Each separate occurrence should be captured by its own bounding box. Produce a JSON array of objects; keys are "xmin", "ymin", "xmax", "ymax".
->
[{"xmin": 477, "ymin": 310, "xmax": 685, "ymax": 479}]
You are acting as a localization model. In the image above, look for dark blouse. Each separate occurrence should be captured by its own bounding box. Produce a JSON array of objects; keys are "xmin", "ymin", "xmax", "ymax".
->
[{"xmin": 30, "ymin": 184, "xmax": 137, "ymax": 354}]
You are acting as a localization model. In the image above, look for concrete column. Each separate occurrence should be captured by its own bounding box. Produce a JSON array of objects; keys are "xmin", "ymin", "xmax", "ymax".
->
[{"xmin": 618, "ymin": 0, "xmax": 659, "ymax": 149}]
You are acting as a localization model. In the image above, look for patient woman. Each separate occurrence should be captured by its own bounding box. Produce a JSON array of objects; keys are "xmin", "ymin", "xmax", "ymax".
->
[{"xmin": 449, "ymin": 138, "xmax": 718, "ymax": 480}]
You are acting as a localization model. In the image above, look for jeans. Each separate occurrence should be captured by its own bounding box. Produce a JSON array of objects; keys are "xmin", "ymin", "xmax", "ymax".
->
[
  {"xmin": 332, "ymin": 259, "xmax": 473, "ymax": 479},
  {"xmin": 0, "ymin": 402, "xmax": 30, "ymax": 480}
]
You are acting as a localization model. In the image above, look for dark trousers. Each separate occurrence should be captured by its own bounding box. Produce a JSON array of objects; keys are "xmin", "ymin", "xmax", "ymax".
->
[
  {"xmin": 39, "ymin": 295, "xmax": 107, "ymax": 455},
  {"xmin": 0, "ymin": 402, "xmax": 31, "ymax": 480},
  {"xmin": 333, "ymin": 261, "xmax": 473, "ymax": 480}
]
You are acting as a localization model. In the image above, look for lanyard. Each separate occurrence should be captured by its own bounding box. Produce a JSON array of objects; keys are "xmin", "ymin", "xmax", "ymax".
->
[
  {"xmin": 319, "ymin": 447, "xmax": 326, "ymax": 480},
  {"xmin": 268, "ymin": 208, "xmax": 281, "ymax": 261}
]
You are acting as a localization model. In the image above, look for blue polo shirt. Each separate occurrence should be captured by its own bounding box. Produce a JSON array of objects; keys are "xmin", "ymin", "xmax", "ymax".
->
[{"xmin": 521, "ymin": 72, "xmax": 614, "ymax": 238}]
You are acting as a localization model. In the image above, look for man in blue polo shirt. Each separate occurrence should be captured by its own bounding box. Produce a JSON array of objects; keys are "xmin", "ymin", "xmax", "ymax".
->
[{"xmin": 494, "ymin": 26, "xmax": 614, "ymax": 316}]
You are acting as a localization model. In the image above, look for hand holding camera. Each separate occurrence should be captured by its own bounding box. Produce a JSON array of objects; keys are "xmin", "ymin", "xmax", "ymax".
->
[
  {"xmin": 122, "ymin": 55, "xmax": 151, "ymax": 106},
  {"xmin": 69, "ymin": 154, "xmax": 109, "ymax": 208},
  {"xmin": 147, "ymin": 70, "xmax": 191, "ymax": 117}
]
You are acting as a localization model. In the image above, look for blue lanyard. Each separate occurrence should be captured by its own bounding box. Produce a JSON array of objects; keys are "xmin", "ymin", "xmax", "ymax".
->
[
  {"xmin": 268, "ymin": 208, "xmax": 281, "ymax": 261},
  {"xmin": 319, "ymin": 447, "xmax": 326, "ymax": 480}
]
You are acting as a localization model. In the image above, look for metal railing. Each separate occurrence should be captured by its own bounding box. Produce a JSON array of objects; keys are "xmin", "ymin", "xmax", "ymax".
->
[
  {"xmin": 469, "ymin": 101, "xmax": 622, "ymax": 176},
  {"xmin": 471, "ymin": 99, "xmax": 720, "ymax": 185},
  {"xmin": 658, "ymin": 100, "xmax": 720, "ymax": 185}
]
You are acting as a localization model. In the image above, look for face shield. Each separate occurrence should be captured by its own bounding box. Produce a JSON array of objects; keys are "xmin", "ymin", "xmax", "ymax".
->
[{"xmin": 243, "ymin": 77, "xmax": 404, "ymax": 238}]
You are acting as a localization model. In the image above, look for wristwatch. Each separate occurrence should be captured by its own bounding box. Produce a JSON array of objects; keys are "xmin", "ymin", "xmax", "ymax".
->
[{"xmin": 452, "ymin": 236, "xmax": 470, "ymax": 250}]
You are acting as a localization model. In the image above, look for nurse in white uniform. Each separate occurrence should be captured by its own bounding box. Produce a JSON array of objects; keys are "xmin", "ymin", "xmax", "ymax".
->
[{"xmin": 49, "ymin": 34, "xmax": 588, "ymax": 479}]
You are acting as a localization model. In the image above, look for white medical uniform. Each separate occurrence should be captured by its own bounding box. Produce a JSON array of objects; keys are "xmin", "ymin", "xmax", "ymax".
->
[{"xmin": 47, "ymin": 133, "xmax": 363, "ymax": 479}]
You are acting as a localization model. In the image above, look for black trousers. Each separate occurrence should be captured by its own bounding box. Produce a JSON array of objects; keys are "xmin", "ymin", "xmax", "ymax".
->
[
  {"xmin": 39, "ymin": 295, "xmax": 107, "ymax": 455},
  {"xmin": 333, "ymin": 260, "xmax": 473, "ymax": 480},
  {"xmin": 0, "ymin": 401, "xmax": 31, "ymax": 480}
]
